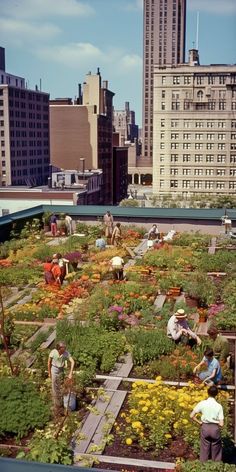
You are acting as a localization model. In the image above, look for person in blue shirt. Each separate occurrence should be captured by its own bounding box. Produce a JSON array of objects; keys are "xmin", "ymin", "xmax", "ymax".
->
[
  {"xmin": 95, "ymin": 234, "xmax": 106, "ymax": 251},
  {"xmin": 193, "ymin": 347, "xmax": 222, "ymax": 385}
]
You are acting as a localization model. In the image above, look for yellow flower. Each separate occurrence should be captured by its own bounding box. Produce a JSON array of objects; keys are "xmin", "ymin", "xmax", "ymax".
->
[
  {"xmin": 132, "ymin": 421, "xmax": 142, "ymax": 429},
  {"xmin": 142, "ymin": 406, "xmax": 148, "ymax": 412},
  {"xmin": 165, "ymin": 434, "xmax": 172, "ymax": 439},
  {"xmin": 126, "ymin": 438, "xmax": 133, "ymax": 445}
]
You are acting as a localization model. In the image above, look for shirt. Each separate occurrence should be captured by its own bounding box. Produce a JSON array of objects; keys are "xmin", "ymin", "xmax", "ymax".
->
[
  {"xmin": 96, "ymin": 238, "xmax": 106, "ymax": 249},
  {"xmin": 111, "ymin": 256, "xmax": 124, "ymax": 268},
  {"xmin": 192, "ymin": 397, "xmax": 224, "ymax": 424},
  {"xmin": 202, "ymin": 356, "xmax": 222, "ymax": 382},
  {"xmin": 49, "ymin": 349, "xmax": 70, "ymax": 369},
  {"xmin": 213, "ymin": 335, "xmax": 230, "ymax": 362},
  {"xmin": 167, "ymin": 315, "xmax": 197, "ymax": 341}
]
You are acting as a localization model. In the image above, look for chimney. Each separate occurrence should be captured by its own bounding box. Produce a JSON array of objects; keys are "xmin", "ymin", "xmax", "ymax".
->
[
  {"xmin": 0, "ymin": 47, "xmax": 5, "ymax": 71},
  {"xmin": 102, "ymin": 80, "xmax": 108, "ymax": 89},
  {"xmin": 77, "ymin": 83, "xmax": 82, "ymax": 104},
  {"xmin": 189, "ymin": 49, "xmax": 200, "ymax": 66}
]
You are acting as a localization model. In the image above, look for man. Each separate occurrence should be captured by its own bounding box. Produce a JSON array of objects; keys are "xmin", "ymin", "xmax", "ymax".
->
[
  {"xmin": 190, "ymin": 385, "xmax": 224, "ymax": 462},
  {"xmin": 65, "ymin": 214, "xmax": 73, "ymax": 235},
  {"xmin": 48, "ymin": 342, "xmax": 75, "ymax": 415},
  {"xmin": 95, "ymin": 235, "xmax": 106, "ymax": 251},
  {"xmin": 167, "ymin": 309, "xmax": 201, "ymax": 346},
  {"xmin": 148, "ymin": 224, "xmax": 160, "ymax": 240},
  {"xmin": 50, "ymin": 214, "xmax": 57, "ymax": 237},
  {"xmin": 207, "ymin": 326, "xmax": 230, "ymax": 363},
  {"xmin": 111, "ymin": 223, "xmax": 122, "ymax": 246},
  {"xmin": 103, "ymin": 211, "xmax": 114, "ymax": 241},
  {"xmin": 193, "ymin": 347, "xmax": 223, "ymax": 385},
  {"xmin": 110, "ymin": 255, "xmax": 124, "ymax": 281}
]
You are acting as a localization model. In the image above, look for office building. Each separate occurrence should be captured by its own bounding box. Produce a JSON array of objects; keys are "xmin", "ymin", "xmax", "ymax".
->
[
  {"xmin": 113, "ymin": 101, "xmax": 139, "ymax": 144},
  {"xmin": 153, "ymin": 49, "xmax": 236, "ymax": 196},
  {"xmin": 50, "ymin": 71, "xmax": 115, "ymax": 204},
  {"xmin": 142, "ymin": 0, "xmax": 186, "ymax": 162},
  {"xmin": 0, "ymin": 47, "xmax": 50, "ymax": 187}
]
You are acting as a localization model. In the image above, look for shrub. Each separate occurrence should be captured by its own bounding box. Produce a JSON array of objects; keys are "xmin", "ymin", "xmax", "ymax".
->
[
  {"xmin": 19, "ymin": 434, "xmax": 73, "ymax": 465},
  {"xmin": 0, "ymin": 377, "xmax": 50, "ymax": 438},
  {"xmin": 178, "ymin": 460, "xmax": 236, "ymax": 472},
  {"xmin": 126, "ymin": 329, "xmax": 174, "ymax": 365}
]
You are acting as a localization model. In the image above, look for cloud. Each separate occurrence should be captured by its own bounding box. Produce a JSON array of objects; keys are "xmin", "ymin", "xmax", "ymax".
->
[
  {"xmin": 0, "ymin": 0, "xmax": 94, "ymax": 19},
  {"xmin": 37, "ymin": 42, "xmax": 103, "ymax": 67},
  {"xmin": 120, "ymin": 54, "xmax": 142, "ymax": 71},
  {"xmin": 0, "ymin": 18, "xmax": 61, "ymax": 43},
  {"xmin": 36, "ymin": 42, "xmax": 142, "ymax": 76},
  {"xmin": 189, "ymin": 0, "xmax": 236, "ymax": 14},
  {"xmin": 124, "ymin": 0, "xmax": 143, "ymax": 11}
]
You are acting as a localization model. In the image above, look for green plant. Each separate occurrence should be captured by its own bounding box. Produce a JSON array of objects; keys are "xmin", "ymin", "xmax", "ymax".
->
[
  {"xmin": 0, "ymin": 377, "xmax": 50, "ymax": 438},
  {"xmin": 119, "ymin": 199, "xmax": 139, "ymax": 207},
  {"xmin": 178, "ymin": 460, "xmax": 236, "ymax": 472},
  {"xmin": 185, "ymin": 272, "xmax": 217, "ymax": 306},
  {"xmin": 126, "ymin": 329, "xmax": 174, "ymax": 365},
  {"xmin": 42, "ymin": 211, "xmax": 52, "ymax": 226},
  {"xmin": 18, "ymin": 433, "xmax": 73, "ymax": 465}
]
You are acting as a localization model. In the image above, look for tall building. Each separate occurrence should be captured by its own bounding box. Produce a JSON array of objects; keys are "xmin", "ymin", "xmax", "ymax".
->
[
  {"xmin": 50, "ymin": 71, "xmax": 115, "ymax": 204},
  {"xmin": 153, "ymin": 49, "xmax": 236, "ymax": 196},
  {"xmin": 113, "ymin": 102, "xmax": 139, "ymax": 144},
  {"xmin": 142, "ymin": 0, "xmax": 186, "ymax": 162},
  {"xmin": 0, "ymin": 48, "xmax": 50, "ymax": 187}
]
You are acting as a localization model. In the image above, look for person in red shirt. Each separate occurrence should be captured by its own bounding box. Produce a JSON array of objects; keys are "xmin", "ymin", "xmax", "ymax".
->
[
  {"xmin": 51, "ymin": 259, "xmax": 62, "ymax": 285},
  {"xmin": 43, "ymin": 257, "xmax": 54, "ymax": 284}
]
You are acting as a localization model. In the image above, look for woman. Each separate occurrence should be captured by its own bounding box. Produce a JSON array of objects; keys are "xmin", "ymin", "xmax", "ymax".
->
[
  {"xmin": 103, "ymin": 211, "xmax": 114, "ymax": 241},
  {"xmin": 111, "ymin": 223, "xmax": 122, "ymax": 246}
]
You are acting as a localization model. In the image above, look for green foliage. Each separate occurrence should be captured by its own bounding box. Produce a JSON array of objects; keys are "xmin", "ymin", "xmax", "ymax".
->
[
  {"xmin": 119, "ymin": 199, "xmax": 139, "ymax": 207},
  {"xmin": 157, "ymin": 271, "xmax": 188, "ymax": 293},
  {"xmin": 215, "ymin": 309, "xmax": 236, "ymax": 331},
  {"xmin": 142, "ymin": 247, "xmax": 195, "ymax": 270},
  {"xmin": 0, "ymin": 238, "xmax": 27, "ymax": 259},
  {"xmin": 20, "ymin": 219, "xmax": 41, "ymax": 239},
  {"xmin": 171, "ymin": 232, "xmax": 210, "ymax": 248},
  {"xmin": 222, "ymin": 279, "xmax": 236, "ymax": 311},
  {"xmin": 179, "ymin": 460, "xmax": 236, "ymax": 472},
  {"xmin": 56, "ymin": 321, "xmax": 127, "ymax": 373},
  {"xmin": 0, "ymin": 377, "xmax": 50, "ymax": 438},
  {"xmin": 19, "ymin": 433, "xmax": 73, "ymax": 465},
  {"xmin": 195, "ymin": 250, "xmax": 236, "ymax": 274},
  {"xmin": 75, "ymin": 222, "xmax": 103, "ymax": 239},
  {"xmin": 126, "ymin": 329, "xmax": 174, "ymax": 365},
  {"xmin": 0, "ymin": 265, "xmax": 42, "ymax": 287},
  {"xmin": 42, "ymin": 211, "xmax": 53, "ymax": 226},
  {"xmin": 185, "ymin": 272, "xmax": 217, "ymax": 306}
]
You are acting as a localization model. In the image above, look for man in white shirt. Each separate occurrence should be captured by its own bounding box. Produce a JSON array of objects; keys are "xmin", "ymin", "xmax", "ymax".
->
[
  {"xmin": 167, "ymin": 309, "xmax": 201, "ymax": 346},
  {"xmin": 110, "ymin": 255, "xmax": 124, "ymax": 281},
  {"xmin": 48, "ymin": 341, "xmax": 75, "ymax": 415},
  {"xmin": 190, "ymin": 385, "xmax": 224, "ymax": 462}
]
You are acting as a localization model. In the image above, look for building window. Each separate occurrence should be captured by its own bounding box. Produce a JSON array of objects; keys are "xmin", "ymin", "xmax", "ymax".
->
[
  {"xmin": 183, "ymin": 120, "xmax": 191, "ymax": 128},
  {"xmin": 161, "ymin": 102, "xmax": 165, "ymax": 110},
  {"xmin": 218, "ymin": 143, "xmax": 226, "ymax": 150},
  {"xmin": 173, "ymin": 76, "xmax": 180, "ymax": 85},
  {"xmin": 216, "ymin": 182, "xmax": 225, "ymax": 189},
  {"xmin": 218, "ymin": 134, "xmax": 225, "ymax": 140},
  {"xmin": 160, "ymin": 167, "xmax": 165, "ymax": 175},
  {"xmin": 196, "ymin": 76, "xmax": 203, "ymax": 85},
  {"xmin": 206, "ymin": 169, "xmax": 214, "ymax": 176},
  {"xmin": 171, "ymin": 143, "xmax": 179, "ymax": 149},
  {"xmin": 195, "ymin": 143, "xmax": 203, "ymax": 149},
  {"xmin": 183, "ymin": 168, "xmax": 191, "ymax": 175},
  {"xmin": 194, "ymin": 169, "xmax": 203, "ymax": 176},
  {"xmin": 205, "ymin": 181, "xmax": 214, "ymax": 189},
  {"xmin": 194, "ymin": 181, "xmax": 203, "ymax": 189},
  {"xmin": 170, "ymin": 180, "xmax": 178, "ymax": 187},
  {"xmin": 195, "ymin": 133, "xmax": 203, "ymax": 140},
  {"xmin": 183, "ymin": 143, "xmax": 190, "ymax": 149},
  {"xmin": 171, "ymin": 133, "xmax": 179, "ymax": 139},
  {"xmin": 183, "ymin": 133, "xmax": 191, "ymax": 140},
  {"xmin": 171, "ymin": 154, "xmax": 178, "ymax": 162},
  {"xmin": 162, "ymin": 76, "xmax": 166, "ymax": 84},
  {"xmin": 231, "ymin": 133, "xmax": 236, "ymax": 140},
  {"xmin": 230, "ymin": 169, "xmax": 236, "ymax": 176},
  {"xmin": 160, "ymin": 180, "xmax": 164, "ymax": 188},
  {"xmin": 206, "ymin": 143, "xmax": 214, "ymax": 150},
  {"xmin": 160, "ymin": 142, "xmax": 165, "ymax": 149},
  {"xmin": 230, "ymin": 155, "xmax": 236, "ymax": 163},
  {"xmin": 183, "ymin": 154, "xmax": 190, "ymax": 162},
  {"xmin": 171, "ymin": 120, "xmax": 178, "ymax": 127},
  {"xmin": 195, "ymin": 122, "xmax": 204, "ymax": 128},
  {"xmin": 207, "ymin": 122, "xmax": 214, "ymax": 128},
  {"xmin": 229, "ymin": 181, "xmax": 236, "ymax": 189},
  {"xmin": 170, "ymin": 169, "xmax": 178, "ymax": 175},
  {"xmin": 217, "ymin": 155, "xmax": 226, "ymax": 163},
  {"xmin": 195, "ymin": 154, "xmax": 203, "ymax": 162},
  {"xmin": 160, "ymin": 154, "xmax": 165, "ymax": 162},
  {"xmin": 172, "ymin": 102, "xmax": 180, "ymax": 110},
  {"xmin": 184, "ymin": 76, "xmax": 191, "ymax": 85},
  {"xmin": 232, "ymin": 121, "xmax": 236, "ymax": 129},
  {"xmin": 216, "ymin": 169, "xmax": 226, "ymax": 176},
  {"xmin": 182, "ymin": 180, "xmax": 190, "ymax": 188},
  {"xmin": 161, "ymin": 119, "xmax": 165, "ymax": 127},
  {"xmin": 218, "ymin": 122, "xmax": 226, "ymax": 128},
  {"xmin": 206, "ymin": 155, "xmax": 214, "ymax": 163}
]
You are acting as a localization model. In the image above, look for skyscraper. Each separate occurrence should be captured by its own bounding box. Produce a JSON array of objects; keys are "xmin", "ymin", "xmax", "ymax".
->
[{"xmin": 142, "ymin": 0, "xmax": 186, "ymax": 162}]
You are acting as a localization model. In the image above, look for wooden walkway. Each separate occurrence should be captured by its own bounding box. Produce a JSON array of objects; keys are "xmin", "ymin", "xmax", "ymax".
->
[{"xmin": 208, "ymin": 236, "xmax": 217, "ymax": 254}]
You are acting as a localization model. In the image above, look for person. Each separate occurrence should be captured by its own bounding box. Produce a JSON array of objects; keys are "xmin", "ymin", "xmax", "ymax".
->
[
  {"xmin": 43, "ymin": 257, "xmax": 54, "ymax": 284},
  {"xmin": 48, "ymin": 342, "xmax": 75, "ymax": 415},
  {"xmin": 221, "ymin": 215, "xmax": 232, "ymax": 234},
  {"xmin": 55, "ymin": 253, "xmax": 69, "ymax": 284},
  {"xmin": 50, "ymin": 214, "xmax": 57, "ymax": 237},
  {"xmin": 51, "ymin": 258, "xmax": 62, "ymax": 285},
  {"xmin": 95, "ymin": 234, "xmax": 106, "ymax": 251},
  {"xmin": 193, "ymin": 347, "xmax": 223, "ymax": 385},
  {"xmin": 190, "ymin": 385, "xmax": 224, "ymax": 462},
  {"xmin": 207, "ymin": 326, "xmax": 230, "ymax": 363},
  {"xmin": 65, "ymin": 214, "xmax": 73, "ymax": 235},
  {"xmin": 148, "ymin": 224, "xmax": 160, "ymax": 240},
  {"xmin": 167, "ymin": 309, "xmax": 201, "ymax": 346},
  {"xmin": 111, "ymin": 223, "xmax": 122, "ymax": 246},
  {"xmin": 103, "ymin": 211, "xmax": 114, "ymax": 241},
  {"xmin": 110, "ymin": 255, "xmax": 124, "ymax": 281}
]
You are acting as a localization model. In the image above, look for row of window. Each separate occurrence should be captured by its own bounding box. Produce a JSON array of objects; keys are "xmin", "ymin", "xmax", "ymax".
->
[
  {"xmin": 167, "ymin": 101, "xmax": 235, "ymax": 111},
  {"xmin": 161, "ymin": 154, "xmax": 236, "ymax": 163},
  {"xmin": 161, "ymin": 75, "xmax": 236, "ymax": 85},
  {"xmin": 160, "ymin": 142, "xmax": 234, "ymax": 150},
  {"xmin": 166, "ymin": 133, "xmax": 235, "ymax": 140},
  {"xmin": 159, "ymin": 168, "xmax": 236, "ymax": 176},
  {"xmin": 159, "ymin": 180, "xmax": 236, "ymax": 190},
  {"xmin": 161, "ymin": 120, "xmax": 236, "ymax": 129}
]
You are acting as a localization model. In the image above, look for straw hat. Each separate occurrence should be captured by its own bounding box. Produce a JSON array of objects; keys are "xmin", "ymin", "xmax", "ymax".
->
[{"xmin": 174, "ymin": 309, "xmax": 187, "ymax": 319}]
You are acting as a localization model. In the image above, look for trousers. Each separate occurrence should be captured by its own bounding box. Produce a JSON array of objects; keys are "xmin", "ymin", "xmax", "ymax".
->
[{"xmin": 200, "ymin": 423, "xmax": 222, "ymax": 462}]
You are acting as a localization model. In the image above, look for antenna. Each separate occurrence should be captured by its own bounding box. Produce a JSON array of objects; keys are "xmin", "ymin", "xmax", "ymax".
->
[{"xmin": 196, "ymin": 11, "xmax": 199, "ymax": 50}]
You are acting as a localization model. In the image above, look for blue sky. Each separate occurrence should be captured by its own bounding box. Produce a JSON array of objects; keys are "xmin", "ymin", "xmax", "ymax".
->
[{"xmin": 0, "ymin": 0, "xmax": 235, "ymax": 125}]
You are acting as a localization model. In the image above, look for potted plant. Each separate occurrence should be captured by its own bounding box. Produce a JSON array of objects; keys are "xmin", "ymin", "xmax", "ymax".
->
[{"xmin": 42, "ymin": 211, "xmax": 52, "ymax": 232}]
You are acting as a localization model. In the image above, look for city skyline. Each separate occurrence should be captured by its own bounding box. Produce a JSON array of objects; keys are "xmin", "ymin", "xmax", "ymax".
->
[{"xmin": 0, "ymin": 0, "xmax": 236, "ymax": 125}]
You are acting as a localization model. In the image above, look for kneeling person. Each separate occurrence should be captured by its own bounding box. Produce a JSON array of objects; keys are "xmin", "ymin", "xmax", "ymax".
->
[{"xmin": 167, "ymin": 309, "xmax": 201, "ymax": 346}]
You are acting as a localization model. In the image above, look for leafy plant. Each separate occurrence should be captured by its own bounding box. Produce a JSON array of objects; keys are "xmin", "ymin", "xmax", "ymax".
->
[
  {"xmin": 178, "ymin": 460, "xmax": 236, "ymax": 472},
  {"xmin": 126, "ymin": 329, "xmax": 174, "ymax": 365},
  {"xmin": 0, "ymin": 377, "xmax": 50, "ymax": 438},
  {"xmin": 185, "ymin": 272, "xmax": 217, "ymax": 306},
  {"xmin": 18, "ymin": 433, "xmax": 73, "ymax": 465}
]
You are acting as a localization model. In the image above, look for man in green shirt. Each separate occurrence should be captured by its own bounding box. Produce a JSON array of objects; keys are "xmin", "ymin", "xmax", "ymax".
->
[
  {"xmin": 207, "ymin": 327, "xmax": 230, "ymax": 363},
  {"xmin": 48, "ymin": 341, "xmax": 75, "ymax": 415}
]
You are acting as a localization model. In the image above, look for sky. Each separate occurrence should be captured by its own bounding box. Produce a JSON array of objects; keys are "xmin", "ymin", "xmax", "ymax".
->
[{"xmin": 0, "ymin": 0, "xmax": 236, "ymax": 125}]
